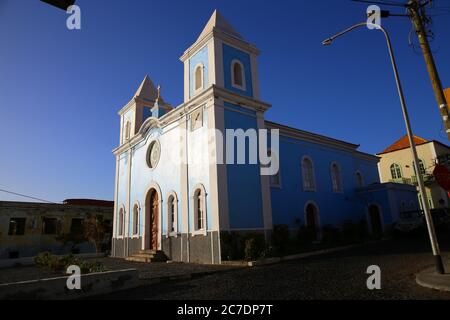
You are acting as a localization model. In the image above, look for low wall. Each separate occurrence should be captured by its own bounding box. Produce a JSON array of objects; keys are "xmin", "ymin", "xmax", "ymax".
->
[
  {"xmin": 0, "ymin": 268, "xmax": 139, "ymax": 300},
  {"xmin": 0, "ymin": 253, "xmax": 106, "ymax": 269}
]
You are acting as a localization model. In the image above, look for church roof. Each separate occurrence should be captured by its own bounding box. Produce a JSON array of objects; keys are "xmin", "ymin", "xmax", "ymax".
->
[
  {"xmin": 379, "ymin": 135, "xmax": 429, "ymax": 154},
  {"xmin": 134, "ymin": 75, "xmax": 164, "ymax": 103},
  {"xmin": 196, "ymin": 9, "xmax": 243, "ymax": 43}
]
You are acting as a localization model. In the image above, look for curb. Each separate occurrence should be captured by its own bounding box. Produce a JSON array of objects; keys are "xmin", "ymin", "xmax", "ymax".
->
[
  {"xmin": 416, "ymin": 267, "xmax": 450, "ymax": 292},
  {"xmin": 246, "ymin": 241, "xmax": 384, "ymax": 267}
]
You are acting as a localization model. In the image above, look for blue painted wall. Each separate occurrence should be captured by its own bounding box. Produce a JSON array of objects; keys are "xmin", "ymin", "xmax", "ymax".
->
[
  {"xmin": 269, "ymin": 135, "xmax": 381, "ymax": 228},
  {"xmin": 189, "ymin": 46, "xmax": 209, "ymax": 99},
  {"xmin": 224, "ymin": 102, "xmax": 263, "ymax": 229},
  {"xmin": 223, "ymin": 44, "xmax": 253, "ymax": 98}
]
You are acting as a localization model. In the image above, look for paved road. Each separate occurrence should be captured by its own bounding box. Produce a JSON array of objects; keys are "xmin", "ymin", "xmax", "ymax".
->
[{"xmin": 95, "ymin": 236, "xmax": 450, "ymax": 300}]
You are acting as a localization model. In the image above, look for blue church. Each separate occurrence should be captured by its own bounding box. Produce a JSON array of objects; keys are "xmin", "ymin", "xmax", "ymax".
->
[{"xmin": 112, "ymin": 10, "xmax": 418, "ymax": 264}]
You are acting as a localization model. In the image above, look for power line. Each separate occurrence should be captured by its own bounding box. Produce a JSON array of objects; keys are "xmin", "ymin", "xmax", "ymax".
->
[{"xmin": 0, "ymin": 188, "xmax": 60, "ymax": 204}]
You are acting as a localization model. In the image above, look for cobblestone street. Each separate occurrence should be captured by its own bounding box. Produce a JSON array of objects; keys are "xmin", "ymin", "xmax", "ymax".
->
[{"xmin": 94, "ymin": 237, "xmax": 450, "ymax": 300}]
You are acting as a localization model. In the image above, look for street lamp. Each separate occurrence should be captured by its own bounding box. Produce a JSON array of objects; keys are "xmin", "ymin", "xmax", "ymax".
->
[{"xmin": 323, "ymin": 22, "xmax": 446, "ymax": 274}]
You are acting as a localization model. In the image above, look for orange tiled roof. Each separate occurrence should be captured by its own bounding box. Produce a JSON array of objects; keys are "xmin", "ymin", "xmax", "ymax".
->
[{"xmin": 380, "ymin": 135, "xmax": 429, "ymax": 154}]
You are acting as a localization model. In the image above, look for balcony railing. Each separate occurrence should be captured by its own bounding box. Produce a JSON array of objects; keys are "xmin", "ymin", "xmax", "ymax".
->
[{"xmin": 390, "ymin": 174, "xmax": 435, "ymax": 186}]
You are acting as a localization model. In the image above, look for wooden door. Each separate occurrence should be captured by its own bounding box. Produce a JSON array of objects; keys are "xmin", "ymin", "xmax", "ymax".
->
[{"xmin": 150, "ymin": 191, "xmax": 159, "ymax": 250}]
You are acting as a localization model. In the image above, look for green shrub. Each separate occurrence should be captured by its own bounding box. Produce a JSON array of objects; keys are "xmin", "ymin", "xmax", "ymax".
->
[
  {"xmin": 271, "ymin": 224, "xmax": 291, "ymax": 254},
  {"xmin": 244, "ymin": 233, "xmax": 266, "ymax": 261},
  {"xmin": 341, "ymin": 220, "xmax": 368, "ymax": 243},
  {"xmin": 220, "ymin": 231, "xmax": 246, "ymax": 261},
  {"xmin": 34, "ymin": 252, "xmax": 106, "ymax": 274},
  {"xmin": 297, "ymin": 225, "xmax": 315, "ymax": 246},
  {"xmin": 34, "ymin": 252, "xmax": 60, "ymax": 269},
  {"xmin": 321, "ymin": 224, "xmax": 341, "ymax": 244}
]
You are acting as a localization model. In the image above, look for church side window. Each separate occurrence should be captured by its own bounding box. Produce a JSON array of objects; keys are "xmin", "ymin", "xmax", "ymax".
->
[
  {"xmin": 302, "ymin": 156, "xmax": 315, "ymax": 191},
  {"xmin": 118, "ymin": 207, "xmax": 125, "ymax": 237},
  {"xmin": 167, "ymin": 193, "xmax": 178, "ymax": 235},
  {"xmin": 264, "ymin": 150, "xmax": 281, "ymax": 188},
  {"xmin": 193, "ymin": 186, "xmax": 206, "ymax": 233},
  {"xmin": 132, "ymin": 204, "xmax": 139, "ymax": 236},
  {"xmin": 356, "ymin": 171, "xmax": 364, "ymax": 188},
  {"xmin": 331, "ymin": 162, "xmax": 343, "ymax": 193}
]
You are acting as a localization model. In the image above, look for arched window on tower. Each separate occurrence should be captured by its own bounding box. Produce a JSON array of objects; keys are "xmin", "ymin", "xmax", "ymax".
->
[
  {"xmin": 124, "ymin": 121, "xmax": 131, "ymax": 141},
  {"xmin": 231, "ymin": 60, "xmax": 245, "ymax": 90},
  {"xmin": 194, "ymin": 64, "xmax": 203, "ymax": 93}
]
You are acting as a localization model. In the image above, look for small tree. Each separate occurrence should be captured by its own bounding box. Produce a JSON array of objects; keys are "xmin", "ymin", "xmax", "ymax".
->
[{"xmin": 84, "ymin": 214, "xmax": 108, "ymax": 253}]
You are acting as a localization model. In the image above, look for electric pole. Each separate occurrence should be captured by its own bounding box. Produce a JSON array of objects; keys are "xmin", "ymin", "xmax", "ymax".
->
[
  {"xmin": 353, "ymin": 0, "xmax": 450, "ymax": 140},
  {"xmin": 408, "ymin": 0, "xmax": 450, "ymax": 141}
]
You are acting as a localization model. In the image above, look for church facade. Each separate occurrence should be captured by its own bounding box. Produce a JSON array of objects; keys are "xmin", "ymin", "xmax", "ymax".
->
[{"xmin": 112, "ymin": 11, "xmax": 418, "ymax": 264}]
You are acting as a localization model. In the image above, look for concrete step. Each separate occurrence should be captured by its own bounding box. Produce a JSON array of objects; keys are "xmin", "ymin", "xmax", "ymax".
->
[
  {"xmin": 139, "ymin": 250, "xmax": 157, "ymax": 255},
  {"xmin": 126, "ymin": 250, "xmax": 168, "ymax": 263}
]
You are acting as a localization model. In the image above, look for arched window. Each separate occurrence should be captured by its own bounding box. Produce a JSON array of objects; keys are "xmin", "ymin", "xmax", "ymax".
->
[
  {"xmin": 330, "ymin": 162, "xmax": 342, "ymax": 192},
  {"xmin": 265, "ymin": 150, "xmax": 281, "ymax": 187},
  {"xmin": 231, "ymin": 60, "xmax": 245, "ymax": 90},
  {"xmin": 302, "ymin": 156, "xmax": 315, "ymax": 191},
  {"xmin": 356, "ymin": 171, "xmax": 364, "ymax": 188},
  {"xmin": 124, "ymin": 121, "xmax": 131, "ymax": 141},
  {"xmin": 132, "ymin": 204, "xmax": 139, "ymax": 236},
  {"xmin": 193, "ymin": 186, "xmax": 206, "ymax": 233},
  {"xmin": 118, "ymin": 207, "xmax": 124, "ymax": 237},
  {"xmin": 194, "ymin": 64, "xmax": 203, "ymax": 92},
  {"xmin": 390, "ymin": 163, "xmax": 402, "ymax": 179},
  {"xmin": 167, "ymin": 193, "xmax": 178, "ymax": 235}
]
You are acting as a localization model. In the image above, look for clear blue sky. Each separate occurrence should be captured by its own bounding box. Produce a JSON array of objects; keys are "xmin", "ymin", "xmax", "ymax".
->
[{"xmin": 1, "ymin": 0, "xmax": 449, "ymax": 202}]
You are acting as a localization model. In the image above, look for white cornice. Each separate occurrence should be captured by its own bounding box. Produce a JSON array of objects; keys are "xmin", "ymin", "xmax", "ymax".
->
[
  {"xmin": 266, "ymin": 121, "xmax": 379, "ymax": 162},
  {"xmin": 180, "ymin": 30, "xmax": 259, "ymax": 62},
  {"xmin": 112, "ymin": 85, "xmax": 271, "ymax": 156},
  {"xmin": 118, "ymin": 96, "xmax": 158, "ymax": 116}
]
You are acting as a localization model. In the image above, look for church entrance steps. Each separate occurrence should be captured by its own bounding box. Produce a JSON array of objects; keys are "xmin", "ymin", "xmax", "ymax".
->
[{"xmin": 125, "ymin": 250, "xmax": 168, "ymax": 263}]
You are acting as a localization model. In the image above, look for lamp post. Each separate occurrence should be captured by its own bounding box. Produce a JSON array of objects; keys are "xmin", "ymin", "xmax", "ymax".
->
[{"xmin": 323, "ymin": 22, "xmax": 445, "ymax": 274}]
